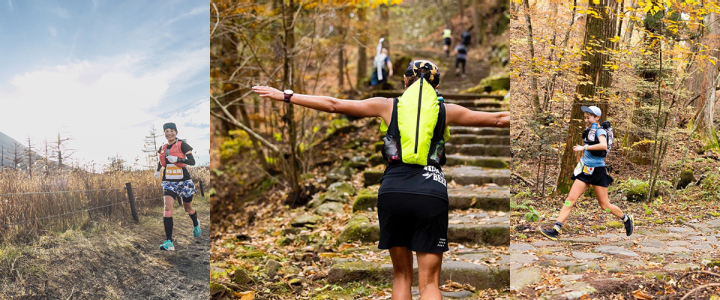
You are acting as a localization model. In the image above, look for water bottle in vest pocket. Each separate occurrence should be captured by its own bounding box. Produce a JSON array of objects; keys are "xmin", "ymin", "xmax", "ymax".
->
[{"xmin": 382, "ymin": 135, "xmax": 401, "ymax": 163}]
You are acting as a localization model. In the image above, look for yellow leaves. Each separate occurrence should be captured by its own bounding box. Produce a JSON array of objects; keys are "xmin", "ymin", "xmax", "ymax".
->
[
  {"xmin": 710, "ymin": 58, "xmax": 717, "ymax": 66},
  {"xmin": 515, "ymin": 0, "xmax": 522, "ymax": 3},
  {"xmin": 632, "ymin": 289, "xmax": 652, "ymax": 300},
  {"xmin": 593, "ymin": 0, "xmax": 600, "ymax": 4},
  {"xmin": 609, "ymin": 35, "xmax": 620, "ymax": 43},
  {"xmin": 235, "ymin": 291, "xmax": 255, "ymax": 300}
]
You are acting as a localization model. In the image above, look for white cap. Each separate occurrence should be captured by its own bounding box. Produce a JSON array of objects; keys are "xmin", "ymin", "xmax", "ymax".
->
[{"xmin": 581, "ymin": 106, "xmax": 602, "ymax": 116}]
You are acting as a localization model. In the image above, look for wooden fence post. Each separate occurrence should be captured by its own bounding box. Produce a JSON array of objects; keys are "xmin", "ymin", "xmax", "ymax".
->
[
  {"xmin": 199, "ymin": 180, "xmax": 205, "ymax": 197},
  {"xmin": 125, "ymin": 182, "xmax": 139, "ymax": 223}
]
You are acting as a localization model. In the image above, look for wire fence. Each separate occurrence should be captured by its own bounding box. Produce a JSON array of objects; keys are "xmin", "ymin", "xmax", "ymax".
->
[{"xmin": 0, "ymin": 183, "xmax": 166, "ymax": 241}]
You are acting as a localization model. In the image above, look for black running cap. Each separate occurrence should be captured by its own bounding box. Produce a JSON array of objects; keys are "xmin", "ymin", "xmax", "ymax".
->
[
  {"xmin": 163, "ymin": 123, "xmax": 177, "ymax": 131},
  {"xmin": 405, "ymin": 60, "xmax": 440, "ymax": 87}
]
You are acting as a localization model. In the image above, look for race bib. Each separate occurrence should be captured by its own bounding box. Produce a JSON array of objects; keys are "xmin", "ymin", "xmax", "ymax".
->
[
  {"xmin": 165, "ymin": 164, "xmax": 184, "ymax": 180},
  {"xmin": 582, "ymin": 165, "xmax": 595, "ymax": 175}
]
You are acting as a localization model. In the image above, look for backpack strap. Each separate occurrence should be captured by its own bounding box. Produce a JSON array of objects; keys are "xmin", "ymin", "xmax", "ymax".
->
[
  {"xmin": 387, "ymin": 98, "xmax": 400, "ymax": 138},
  {"xmin": 427, "ymin": 103, "xmax": 447, "ymax": 166}
]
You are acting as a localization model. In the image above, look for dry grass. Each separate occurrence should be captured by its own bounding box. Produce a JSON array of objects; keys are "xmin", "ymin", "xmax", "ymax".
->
[{"xmin": 0, "ymin": 166, "xmax": 210, "ymax": 244}]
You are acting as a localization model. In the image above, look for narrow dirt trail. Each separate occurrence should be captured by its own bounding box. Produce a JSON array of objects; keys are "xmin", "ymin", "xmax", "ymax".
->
[{"xmin": 1, "ymin": 197, "xmax": 210, "ymax": 300}]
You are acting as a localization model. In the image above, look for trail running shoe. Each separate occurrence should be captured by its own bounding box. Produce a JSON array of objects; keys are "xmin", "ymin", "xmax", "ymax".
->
[
  {"xmin": 160, "ymin": 239, "xmax": 175, "ymax": 251},
  {"xmin": 193, "ymin": 224, "xmax": 201, "ymax": 238},
  {"xmin": 539, "ymin": 227, "xmax": 559, "ymax": 241},
  {"xmin": 624, "ymin": 215, "xmax": 634, "ymax": 236}
]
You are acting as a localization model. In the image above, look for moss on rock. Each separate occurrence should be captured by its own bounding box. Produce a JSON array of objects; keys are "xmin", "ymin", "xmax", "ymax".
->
[
  {"xmin": 363, "ymin": 170, "xmax": 384, "ymax": 187},
  {"xmin": 352, "ymin": 189, "xmax": 378, "ymax": 212},
  {"xmin": 606, "ymin": 221, "xmax": 622, "ymax": 229},
  {"xmin": 338, "ymin": 215, "xmax": 380, "ymax": 244},
  {"xmin": 462, "ymin": 73, "xmax": 510, "ymax": 94}
]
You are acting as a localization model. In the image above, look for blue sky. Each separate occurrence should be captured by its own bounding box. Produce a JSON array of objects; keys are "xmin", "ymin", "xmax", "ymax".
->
[{"xmin": 0, "ymin": 0, "xmax": 209, "ymax": 168}]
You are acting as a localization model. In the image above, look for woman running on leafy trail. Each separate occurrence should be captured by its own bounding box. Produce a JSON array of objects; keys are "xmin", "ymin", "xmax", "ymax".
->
[
  {"xmin": 539, "ymin": 106, "xmax": 633, "ymax": 241},
  {"xmin": 156, "ymin": 122, "xmax": 201, "ymax": 251},
  {"xmin": 253, "ymin": 60, "xmax": 509, "ymax": 300}
]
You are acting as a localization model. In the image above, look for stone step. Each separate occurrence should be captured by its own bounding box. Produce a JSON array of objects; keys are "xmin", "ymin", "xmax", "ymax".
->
[
  {"xmin": 327, "ymin": 255, "xmax": 509, "ymax": 290},
  {"xmin": 338, "ymin": 214, "xmax": 508, "ymax": 246},
  {"xmin": 448, "ymin": 186, "xmax": 510, "ymax": 211},
  {"xmin": 445, "ymin": 154, "xmax": 510, "ymax": 169},
  {"xmin": 450, "ymin": 134, "xmax": 510, "ymax": 145},
  {"xmin": 446, "ymin": 144, "xmax": 511, "ymax": 157},
  {"xmin": 449, "ymin": 126, "xmax": 509, "ymax": 136},
  {"xmin": 448, "ymin": 214, "xmax": 509, "ymax": 246},
  {"xmin": 445, "ymin": 166, "xmax": 511, "ymax": 186}
]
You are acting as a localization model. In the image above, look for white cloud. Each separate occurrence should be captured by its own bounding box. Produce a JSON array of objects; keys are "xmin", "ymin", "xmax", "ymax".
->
[
  {"xmin": 48, "ymin": 26, "xmax": 57, "ymax": 37},
  {"xmin": 0, "ymin": 49, "xmax": 209, "ymax": 169},
  {"xmin": 50, "ymin": 6, "xmax": 70, "ymax": 18},
  {"xmin": 166, "ymin": 6, "xmax": 207, "ymax": 25}
]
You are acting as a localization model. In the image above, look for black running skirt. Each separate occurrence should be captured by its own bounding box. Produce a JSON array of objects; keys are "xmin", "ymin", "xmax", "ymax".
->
[
  {"xmin": 571, "ymin": 166, "xmax": 614, "ymax": 187},
  {"xmin": 444, "ymin": 37, "xmax": 451, "ymax": 45},
  {"xmin": 377, "ymin": 192, "xmax": 449, "ymax": 253}
]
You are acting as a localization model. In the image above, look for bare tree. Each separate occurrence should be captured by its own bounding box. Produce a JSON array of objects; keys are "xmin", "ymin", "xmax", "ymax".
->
[
  {"xmin": 11, "ymin": 142, "xmax": 23, "ymax": 170},
  {"xmin": 25, "ymin": 136, "xmax": 35, "ymax": 177},
  {"xmin": 53, "ymin": 132, "xmax": 76, "ymax": 170},
  {"xmin": 142, "ymin": 125, "xmax": 162, "ymax": 168}
]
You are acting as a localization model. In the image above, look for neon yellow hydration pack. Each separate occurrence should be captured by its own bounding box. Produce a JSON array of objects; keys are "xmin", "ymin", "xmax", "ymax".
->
[
  {"xmin": 380, "ymin": 77, "xmax": 450, "ymax": 166},
  {"xmin": 442, "ymin": 29, "xmax": 452, "ymax": 39}
]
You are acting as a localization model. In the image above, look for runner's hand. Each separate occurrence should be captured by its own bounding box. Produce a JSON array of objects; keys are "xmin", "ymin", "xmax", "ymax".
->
[
  {"xmin": 154, "ymin": 171, "xmax": 160, "ymax": 179},
  {"xmin": 252, "ymin": 86, "xmax": 284, "ymax": 101},
  {"xmin": 167, "ymin": 155, "xmax": 178, "ymax": 163},
  {"xmin": 572, "ymin": 145, "xmax": 585, "ymax": 152}
]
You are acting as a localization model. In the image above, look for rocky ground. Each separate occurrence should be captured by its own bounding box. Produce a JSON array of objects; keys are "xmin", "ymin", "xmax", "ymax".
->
[{"xmin": 510, "ymin": 187, "xmax": 720, "ymax": 299}]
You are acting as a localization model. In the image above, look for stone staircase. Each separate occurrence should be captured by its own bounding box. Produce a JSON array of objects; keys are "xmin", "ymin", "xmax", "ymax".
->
[{"xmin": 327, "ymin": 92, "xmax": 510, "ymax": 294}]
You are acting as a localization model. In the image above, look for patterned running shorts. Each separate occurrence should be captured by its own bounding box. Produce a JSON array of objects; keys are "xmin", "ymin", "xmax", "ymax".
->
[{"xmin": 161, "ymin": 180, "xmax": 196, "ymax": 202}]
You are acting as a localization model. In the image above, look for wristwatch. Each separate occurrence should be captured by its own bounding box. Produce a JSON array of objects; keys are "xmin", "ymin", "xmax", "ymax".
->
[{"xmin": 283, "ymin": 89, "xmax": 294, "ymax": 103}]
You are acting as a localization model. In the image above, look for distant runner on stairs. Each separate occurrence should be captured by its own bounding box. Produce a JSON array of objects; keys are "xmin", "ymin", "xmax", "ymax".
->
[
  {"xmin": 454, "ymin": 44, "xmax": 468, "ymax": 77},
  {"xmin": 461, "ymin": 27, "xmax": 472, "ymax": 47},
  {"xmin": 252, "ymin": 60, "xmax": 509, "ymax": 300},
  {"xmin": 442, "ymin": 27, "xmax": 452, "ymax": 57},
  {"xmin": 371, "ymin": 38, "xmax": 393, "ymax": 88}
]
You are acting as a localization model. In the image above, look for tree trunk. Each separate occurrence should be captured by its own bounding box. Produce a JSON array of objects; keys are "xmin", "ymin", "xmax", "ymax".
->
[
  {"xmin": 283, "ymin": 0, "xmax": 302, "ymax": 205},
  {"xmin": 556, "ymin": 0, "xmax": 618, "ymax": 195},
  {"xmin": 435, "ymin": 0, "xmax": 452, "ymax": 30},
  {"xmin": 457, "ymin": 0, "xmax": 463, "ymax": 24},
  {"xmin": 27, "ymin": 137, "xmax": 32, "ymax": 177},
  {"xmin": 697, "ymin": 11, "xmax": 719, "ymax": 139},
  {"xmin": 356, "ymin": 6, "xmax": 368, "ymax": 89},
  {"xmin": 522, "ymin": 0, "xmax": 541, "ymax": 114},
  {"xmin": 380, "ymin": 4, "xmax": 390, "ymax": 51},
  {"xmin": 471, "ymin": 0, "xmax": 483, "ymax": 46}
]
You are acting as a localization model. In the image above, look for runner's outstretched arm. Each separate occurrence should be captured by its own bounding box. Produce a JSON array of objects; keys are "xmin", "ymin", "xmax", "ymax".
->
[
  {"xmin": 446, "ymin": 104, "xmax": 510, "ymax": 127},
  {"xmin": 252, "ymin": 86, "xmax": 392, "ymax": 119}
]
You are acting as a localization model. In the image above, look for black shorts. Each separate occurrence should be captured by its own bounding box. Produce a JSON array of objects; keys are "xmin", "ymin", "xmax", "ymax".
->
[
  {"xmin": 571, "ymin": 166, "xmax": 614, "ymax": 187},
  {"xmin": 443, "ymin": 37, "xmax": 451, "ymax": 46},
  {"xmin": 377, "ymin": 193, "xmax": 449, "ymax": 253},
  {"xmin": 162, "ymin": 189, "xmax": 194, "ymax": 203}
]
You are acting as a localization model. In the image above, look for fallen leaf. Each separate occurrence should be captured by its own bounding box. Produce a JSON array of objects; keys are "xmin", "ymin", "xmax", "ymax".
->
[{"xmin": 632, "ymin": 289, "xmax": 652, "ymax": 300}]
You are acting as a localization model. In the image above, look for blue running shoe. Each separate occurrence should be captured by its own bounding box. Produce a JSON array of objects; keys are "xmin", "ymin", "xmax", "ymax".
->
[
  {"xmin": 193, "ymin": 223, "xmax": 201, "ymax": 238},
  {"xmin": 160, "ymin": 239, "xmax": 175, "ymax": 251}
]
